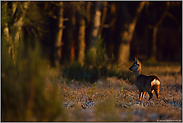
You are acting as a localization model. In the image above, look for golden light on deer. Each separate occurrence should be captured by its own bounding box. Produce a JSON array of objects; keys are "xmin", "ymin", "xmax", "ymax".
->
[{"xmin": 129, "ymin": 57, "xmax": 160, "ymax": 101}]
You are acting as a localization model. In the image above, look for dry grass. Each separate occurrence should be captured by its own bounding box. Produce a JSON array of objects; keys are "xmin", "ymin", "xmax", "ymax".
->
[{"xmin": 43, "ymin": 63, "xmax": 182, "ymax": 121}]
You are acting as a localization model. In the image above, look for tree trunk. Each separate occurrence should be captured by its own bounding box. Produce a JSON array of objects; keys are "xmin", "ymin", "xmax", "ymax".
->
[
  {"xmin": 70, "ymin": 11, "xmax": 76, "ymax": 63},
  {"xmin": 2, "ymin": 2, "xmax": 12, "ymax": 58},
  {"xmin": 103, "ymin": 2, "xmax": 116, "ymax": 60},
  {"xmin": 55, "ymin": 2, "xmax": 64, "ymax": 67},
  {"xmin": 11, "ymin": 2, "xmax": 30, "ymax": 64},
  {"xmin": 150, "ymin": 26, "xmax": 158, "ymax": 61},
  {"xmin": 146, "ymin": 2, "xmax": 169, "ymax": 61},
  {"xmin": 77, "ymin": 3, "xmax": 86, "ymax": 65},
  {"xmin": 117, "ymin": 2, "xmax": 145, "ymax": 64},
  {"xmin": 99, "ymin": 1, "xmax": 108, "ymax": 35},
  {"xmin": 86, "ymin": 2, "xmax": 102, "ymax": 62},
  {"xmin": 62, "ymin": 4, "xmax": 76, "ymax": 64},
  {"xmin": 117, "ymin": 22, "xmax": 138, "ymax": 65},
  {"xmin": 86, "ymin": 2, "xmax": 92, "ymax": 25}
]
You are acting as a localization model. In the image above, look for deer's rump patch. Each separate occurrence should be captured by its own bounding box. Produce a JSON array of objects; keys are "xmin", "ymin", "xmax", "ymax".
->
[{"xmin": 151, "ymin": 79, "xmax": 160, "ymax": 86}]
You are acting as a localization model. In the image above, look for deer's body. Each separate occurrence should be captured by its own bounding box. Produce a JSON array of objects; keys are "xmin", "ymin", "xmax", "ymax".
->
[{"xmin": 129, "ymin": 58, "xmax": 160, "ymax": 101}]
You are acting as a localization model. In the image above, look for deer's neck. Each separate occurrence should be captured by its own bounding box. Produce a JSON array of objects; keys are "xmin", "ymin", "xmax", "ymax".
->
[{"xmin": 134, "ymin": 70, "xmax": 142, "ymax": 80}]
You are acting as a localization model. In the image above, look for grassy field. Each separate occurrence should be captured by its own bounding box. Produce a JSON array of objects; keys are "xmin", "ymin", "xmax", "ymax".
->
[{"xmin": 43, "ymin": 62, "xmax": 182, "ymax": 122}]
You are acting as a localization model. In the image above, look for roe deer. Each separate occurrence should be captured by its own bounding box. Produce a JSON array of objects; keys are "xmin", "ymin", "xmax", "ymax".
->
[{"xmin": 129, "ymin": 57, "xmax": 160, "ymax": 101}]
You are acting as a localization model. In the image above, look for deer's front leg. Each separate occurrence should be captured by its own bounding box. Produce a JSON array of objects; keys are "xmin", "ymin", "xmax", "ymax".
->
[
  {"xmin": 142, "ymin": 92, "xmax": 146, "ymax": 100},
  {"xmin": 139, "ymin": 90, "xmax": 143, "ymax": 101}
]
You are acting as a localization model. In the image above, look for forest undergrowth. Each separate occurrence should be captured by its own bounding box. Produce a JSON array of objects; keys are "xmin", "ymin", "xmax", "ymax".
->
[
  {"xmin": 1, "ymin": 1, "xmax": 182, "ymax": 122},
  {"xmin": 2, "ymin": 55, "xmax": 182, "ymax": 121},
  {"xmin": 44, "ymin": 62, "xmax": 182, "ymax": 122},
  {"xmin": 2, "ymin": 35, "xmax": 182, "ymax": 121}
]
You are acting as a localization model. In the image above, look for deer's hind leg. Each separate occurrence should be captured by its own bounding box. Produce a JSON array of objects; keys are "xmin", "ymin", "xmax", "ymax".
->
[
  {"xmin": 154, "ymin": 85, "xmax": 160, "ymax": 98},
  {"xmin": 148, "ymin": 91, "xmax": 153, "ymax": 100}
]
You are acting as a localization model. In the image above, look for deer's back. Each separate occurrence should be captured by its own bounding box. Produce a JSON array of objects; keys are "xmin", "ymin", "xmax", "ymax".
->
[{"xmin": 136, "ymin": 74, "xmax": 160, "ymax": 91}]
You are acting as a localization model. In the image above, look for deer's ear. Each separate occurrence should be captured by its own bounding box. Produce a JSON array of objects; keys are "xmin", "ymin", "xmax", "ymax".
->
[
  {"xmin": 135, "ymin": 57, "xmax": 141, "ymax": 65},
  {"xmin": 134, "ymin": 57, "xmax": 137, "ymax": 62}
]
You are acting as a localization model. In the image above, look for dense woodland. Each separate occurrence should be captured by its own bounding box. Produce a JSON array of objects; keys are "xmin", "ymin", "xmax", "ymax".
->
[
  {"xmin": 1, "ymin": 1, "xmax": 182, "ymax": 67},
  {"xmin": 1, "ymin": 1, "xmax": 182, "ymax": 121}
]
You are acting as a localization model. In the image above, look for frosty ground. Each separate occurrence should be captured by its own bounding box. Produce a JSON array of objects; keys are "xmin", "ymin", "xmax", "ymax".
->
[{"xmin": 44, "ymin": 64, "xmax": 182, "ymax": 122}]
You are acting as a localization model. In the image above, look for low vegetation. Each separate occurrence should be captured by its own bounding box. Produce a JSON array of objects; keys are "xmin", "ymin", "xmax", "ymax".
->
[
  {"xmin": 2, "ymin": 36, "xmax": 182, "ymax": 121},
  {"xmin": 48, "ymin": 64, "xmax": 182, "ymax": 121},
  {"xmin": 1, "ymin": 1, "xmax": 181, "ymax": 122}
]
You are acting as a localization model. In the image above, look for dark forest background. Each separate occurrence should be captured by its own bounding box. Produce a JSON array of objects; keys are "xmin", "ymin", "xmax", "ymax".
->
[
  {"xmin": 2, "ymin": 1, "xmax": 182, "ymax": 67},
  {"xmin": 1, "ymin": 1, "xmax": 182, "ymax": 121}
]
